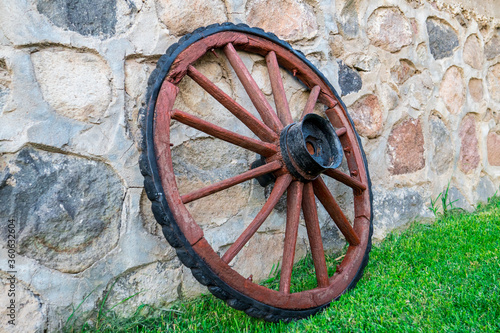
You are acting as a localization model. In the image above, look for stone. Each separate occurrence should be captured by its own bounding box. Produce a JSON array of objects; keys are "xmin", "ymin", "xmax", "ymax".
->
[
  {"xmin": 338, "ymin": 0, "xmax": 359, "ymax": 39},
  {"xmin": 477, "ymin": 177, "xmax": 496, "ymax": 203},
  {"xmin": 485, "ymin": 34, "xmax": 500, "ymax": 60},
  {"xmin": 400, "ymin": 71, "xmax": 434, "ymax": 110},
  {"xmin": 372, "ymin": 187, "xmax": 430, "ymax": 240},
  {"xmin": 391, "ymin": 59, "xmax": 417, "ymax": 85},
  {"xmin": 231, "ymin": 231, "xmax": 307, "ymax": 283},
  {"xmin": 102, "ymin": 261, "xmax": 182, "ymax": 317},
  {"xmin": 469, "ymin": 78, "xmax": 483, "ymax": 103},
  {"xmin": 125, "ymin": 58, "xmax": 156, "ymax": 148},
  {"xmin": 379, "ymin": 83, "xmax": 399, "ymax": 111},
  {"xmin": 156, "ymin": 0, "xmax": 227, "ymax": 36},
  {"xmin": 31, "ymin": 48, "xmax": 111, "ymax": 123},
  {"xmin": 448, "ymin": 186, "xmax": 473, "ymax": 212},
  {"xmin": 337, "ymin": 60, "xmax": 362, "ymax": 96},
  {"xmin": 429, "ymin": 115, "xmax": 454, "ymax": 174},
  {"xmin": 463, "ymin": 34, "xmax": 483, "ymax": 69},
  {"xmin": 348, "ymin": 94, "xmax": 383, "ymax": 138},
  {"xmin": 487, "ymin": 132, "xmax": 500, "ymax": 166},
  {"xmin": 37, "ymin": 0, "xmax": 117, "ymax": 38},
  {"xmin": 487, "ymin": 63, "xmax": 500, "ymax": 103},
  {"xmin": 180, "ymin": 266, "xmax": 209, "ymax": 299},
  {"xmin": 0, "ymin": 273, "xmax": 47, "ymax": 333},
  {"xmin": 0, "ymin": 147, "xmax": 125, "ymax": 273},
  {"xmin": 367, "ymin": 7, "xmax": 412, "ymax": 53},
  {"xmin": 426, "ymin": 17, "xmax": 459, "ymax": 60},
  {"xmin": 458, "ymin": 115, "xmax": 480, "ymax": 173},
  {"xmin": 140, "ymin": 190, "xmax": 163, "ymax": 238},
  {"xmin": 440, "ymin": 66, "xmax": 465, "ymax": 114},
  {"xmin": 387, "ymin": 118, "xmax": 425, "ymax": 175},
  {"xmin": 0, "ymin": 58, "xmax": 11, "ymax": 112},
  {"xmin": 329, "ymin": 35, "xmax": 344, "ymax": 58},
  {"xmin": 246, "ymin": 0, "xmax": 318, "ymax": 42},
  {"xmin": 345, "ymin": 53, "xmax": 380, "ymax": 72}
]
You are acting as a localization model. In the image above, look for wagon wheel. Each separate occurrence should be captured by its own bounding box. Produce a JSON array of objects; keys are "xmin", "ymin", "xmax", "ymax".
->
[{"xmin": 140, "ymin": 23, "xmax": 372, "ymax": 322}]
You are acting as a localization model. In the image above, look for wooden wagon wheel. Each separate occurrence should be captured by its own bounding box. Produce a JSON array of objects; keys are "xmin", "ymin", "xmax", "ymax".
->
[{"xmin": 140, "ymin": 23, "xmax": 372, "ymax": 322}]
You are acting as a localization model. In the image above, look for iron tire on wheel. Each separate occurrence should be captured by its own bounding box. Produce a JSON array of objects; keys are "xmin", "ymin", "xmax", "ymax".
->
[{"xmin": 140, "ymin": 23, "xmax": 373, "ymax": 322}]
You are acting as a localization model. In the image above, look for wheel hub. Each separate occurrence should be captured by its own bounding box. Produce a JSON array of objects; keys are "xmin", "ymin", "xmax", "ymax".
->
[{"xmin": 280, "ymin": 113, "xmax": 343, "ymax": 182}]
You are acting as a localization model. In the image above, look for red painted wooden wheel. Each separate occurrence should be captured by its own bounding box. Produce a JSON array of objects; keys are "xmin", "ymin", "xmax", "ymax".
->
[{"xmin": 141, "ymin": 24, "xmax": 372, "ymax": 322}]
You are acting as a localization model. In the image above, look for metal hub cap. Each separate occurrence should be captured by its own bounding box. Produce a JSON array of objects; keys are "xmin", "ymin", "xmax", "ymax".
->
[{"xmin": 280, "ymin": 113, "xmax": 343, "ymax": 182}]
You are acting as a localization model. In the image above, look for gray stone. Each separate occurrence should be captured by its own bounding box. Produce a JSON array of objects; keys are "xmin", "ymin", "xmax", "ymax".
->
[
  {"xmin": 338, "ymin": 60, "xmax": 362, "ymax": 96},
  {"xmin": 102, "ymin": 261, "xmax": 182, "ymax": 317},
  {"xmin": 429, "ymin": 115, "xmax": 454, "ymax": 175},
  {"xmin": 448, "ymin": 186, "xmax": 473, "ymax": 212},
  {"xmin": 37, "ymin": 0, "xmax": 119, "ymax": 38},
  {"xmin": 426, "ymin": 17, "xmax": 459, "ymax": 60},
  {"xmin": 485, "ymin": 34, "xmax": 500, "ymax": 60},
  {"xmin": 477, "ymin": 177, "xmax": 496, "ymax": 203},
  {"xmin": 372, "ymin": 187, "xmax": 429, "ymax": 240},
  {"xmin": 0, "ymin": 147, "xmax": 125, "ymax": 273},
  {"xmin": 338, "ymin": 0, "xmax": 359, "ymax": 39}
]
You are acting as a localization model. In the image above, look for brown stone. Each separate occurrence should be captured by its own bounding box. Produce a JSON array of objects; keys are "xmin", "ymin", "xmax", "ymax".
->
[
  {"xmin": 349, "ymin": 94, "xmax": 383, "ymax": 138},
  {"xmin": 439, "ymin": 66, "xmax": 465, "ymax": 114},
  {"xmin": 367, "ymin": 7, "xmax": 413, "ymax": 53},
  {"xmin": 246, "ymin": 0, "xmax": 318, "ymax": 42},
  {"xmin": 387, "ymin": 118, "xmax": 425, "ymax": 175},
  {"xmin": 391, "ymin": 59, "xmax": 417, "ymax": 85},
  {"xmin": 468, "ymin": 78, "xmax": 483, "ymax": 103},
  {"xmin": 487, "ymin": 132, "xmax": 500, "ymax": 166},
  {"xmin": 156, "ymin": 0, "xmax": 227, "ymax": 36},
  {"xmin": 487, "ymin": 63, "xmax": 500, "ymax": 102},
  {"xmin": 458, "ymin": 115, "xmax": 480, "ymax": 173},
  {"xmin": 463, "ymin": 34, "xmax": 483, "ymax": 70}
]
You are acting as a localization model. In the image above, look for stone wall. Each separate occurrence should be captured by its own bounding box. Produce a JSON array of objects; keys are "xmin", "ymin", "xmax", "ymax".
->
[{"xmin": 0, "ymin": 0, "xmax": 499, "ymax": 331}]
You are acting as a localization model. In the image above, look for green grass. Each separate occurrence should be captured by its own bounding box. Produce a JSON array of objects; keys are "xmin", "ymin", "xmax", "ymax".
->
[{"xmin": 66, "ymin": 195, "xmax": 500, "ymax": 332}]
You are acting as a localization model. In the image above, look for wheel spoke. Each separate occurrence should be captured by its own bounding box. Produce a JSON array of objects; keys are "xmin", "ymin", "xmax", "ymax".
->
[
  {"xmin": 171, "ymin": 109, "xmax": 277, "ymax": 157},
  {"xmin": 187, "ymin": 65, "xmax": 278, "ymax": 143},
  {"xmin": 312, "ymin": 177, "xmax": 360, "ymax": 246},
  {"xmin": 302, "ymin": 182, "xmax": 329, "ymax": 288},
  {"xmin": 223, "ymin": 43, "xmax": 283, "ymax": 133},
  {"xmin": 181, "ymin": 160, "xmax": 282, "ymax": 204},
  {"xmin": 222, "ymin": 174, "xmax": 293, "ymax": 264},
  {"xmin": 323, "ymin": 169, "xmax": 367, "ymax": 193},
  {"xmin": 279, "ymin": 181, "xmax": 304, "ymax": 294},
  {"xmin": 336, "ymin": 127, "xmax": 347, "ymax": 136},
  {"xmin": 266, "ymin": 51, "xmax": 293, "ymax": 126},
  {"xmin": 301, "ymin": 85, "xmax": 321, "ymax": 119}
]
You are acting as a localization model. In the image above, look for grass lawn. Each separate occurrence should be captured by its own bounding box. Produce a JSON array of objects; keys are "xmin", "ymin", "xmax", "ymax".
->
[{"xmin": 67, "ymin": 195, "xmax": 500, "ymax": 332}]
